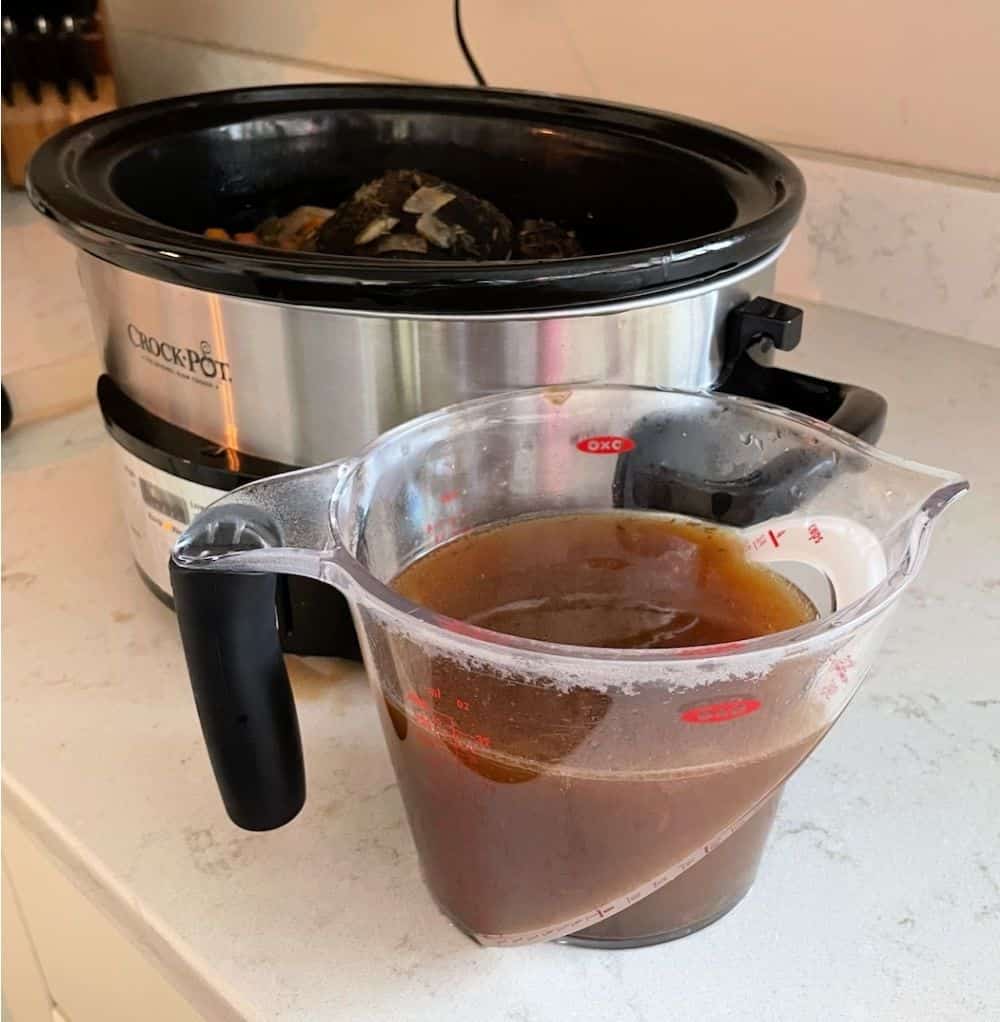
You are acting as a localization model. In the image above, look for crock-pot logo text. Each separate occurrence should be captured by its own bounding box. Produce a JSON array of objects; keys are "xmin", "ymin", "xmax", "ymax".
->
[{"xmin": 127, "ymin": 324, "xmax": 231, "ymax": 386}]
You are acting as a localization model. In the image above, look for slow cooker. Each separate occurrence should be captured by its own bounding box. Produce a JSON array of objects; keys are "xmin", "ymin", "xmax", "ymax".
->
[{"xmin": 27, "ymin": 84, "xmax": 885, "ymax": 657}]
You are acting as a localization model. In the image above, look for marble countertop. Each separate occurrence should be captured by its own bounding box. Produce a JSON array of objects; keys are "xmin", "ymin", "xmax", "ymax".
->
[
  {"xmin": 1, "ymin": 191, "xmax": 101, "ymax": 426},
  {"xmin": 4, "ymin": 292, "xmax": 999, "ymax": 1019}
]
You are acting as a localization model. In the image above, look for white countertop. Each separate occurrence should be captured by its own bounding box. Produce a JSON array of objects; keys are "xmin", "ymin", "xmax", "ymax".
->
[
  {"xmin": 1, "ymin": 191, "xmax": 101, "ymax": 426},
  {"xmin": 4, "ymin": 265, "xmax": 1000, "ymax": 1016}
]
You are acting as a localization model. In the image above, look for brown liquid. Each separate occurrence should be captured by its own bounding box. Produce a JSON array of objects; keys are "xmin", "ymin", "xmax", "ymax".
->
[
  {"xmin": 396, "ymin": 510, "xmax": 816, "ymax": 648},
  {"xmin": 378, "ymin": 511, "xmax": 821, "ymax": 944}
]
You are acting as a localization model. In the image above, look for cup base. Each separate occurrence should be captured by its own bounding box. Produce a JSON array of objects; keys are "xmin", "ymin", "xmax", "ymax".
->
[
  {"xmin": 557, "ymin": 791, "xmax": 781, "ymax": 949},
  {"xmin": 556, "ymin": 885, "xmax": 752, "ymax": 949}
]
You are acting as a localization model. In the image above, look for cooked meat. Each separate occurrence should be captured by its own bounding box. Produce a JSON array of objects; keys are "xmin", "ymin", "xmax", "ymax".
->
[
  {"xmin": 204, "ymin": 171, "xmax": 583, "ymax": 262},
  {"xmin": 517, "ymin": 219, "xmax": 584, "ymax": 260},
  {"xmin": 315, "ymin": 169, "xmax": 512, "ymax": 261}
]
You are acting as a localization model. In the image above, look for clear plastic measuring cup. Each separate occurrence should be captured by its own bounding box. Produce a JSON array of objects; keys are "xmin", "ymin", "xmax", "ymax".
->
[{"xmin": 171, "ymin": 385, "xmax": 966, "ymax": 947}]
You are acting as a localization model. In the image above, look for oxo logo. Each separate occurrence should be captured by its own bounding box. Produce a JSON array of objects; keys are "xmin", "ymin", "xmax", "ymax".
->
[{"xmin": 575, "ymin": 435, "xmax": 636, "ymax": 455}]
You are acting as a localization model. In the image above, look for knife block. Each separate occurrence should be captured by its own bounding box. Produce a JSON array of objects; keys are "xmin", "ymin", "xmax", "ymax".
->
[
  {"xmin": 3, "ymin": 76, "xmax": 117, "ymax": 187},
  {"xmin": 2, "ymin": 1, "xmax": 118, "ymax": 188}
]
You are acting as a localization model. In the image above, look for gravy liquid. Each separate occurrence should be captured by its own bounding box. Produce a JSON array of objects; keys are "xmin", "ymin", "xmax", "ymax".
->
[{"xmin": 381, "ymin": 511, "xmax": 822, "ymax": 943}]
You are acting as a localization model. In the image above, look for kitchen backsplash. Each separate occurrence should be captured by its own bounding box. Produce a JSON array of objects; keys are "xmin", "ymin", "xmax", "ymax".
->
[
  {"xmin": 777, "ymin": 151, "xmax": 999, "ymax": 349},
  {"xmin": 104, "ymin": 0, "xmax": 1000, "ymax": 179},
  {"xmin": 109, "ymin": 29, "xmax": 397, "ymax": 103}
]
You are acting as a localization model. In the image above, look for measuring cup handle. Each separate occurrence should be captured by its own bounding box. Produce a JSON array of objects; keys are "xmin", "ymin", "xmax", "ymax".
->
[
  {"xmin": 744, "ymin": 514, "xmax": 887, "ymax": 607},
  {"xmin": 170, "ymin": 462, "xmax": 351, "ymax": 831},
  {"xmin": 171, "ymin": 559, "xmax": 304, "ymax": 831}
]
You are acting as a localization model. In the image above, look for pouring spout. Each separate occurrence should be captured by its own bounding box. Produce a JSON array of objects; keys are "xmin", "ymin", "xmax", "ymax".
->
[
  {"xmin": 891, "ymin": 473, "xmax": 969, "ymax": 591},
  {"xmin": 921, "ymin": 479, "xmax": 970, "ymax": 521}
]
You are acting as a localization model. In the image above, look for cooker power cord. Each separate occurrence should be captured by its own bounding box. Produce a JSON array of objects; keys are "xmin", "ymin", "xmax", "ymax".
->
[{"xmin": 453, "ymin": 0, "xmax": 487, "ymax": 86}]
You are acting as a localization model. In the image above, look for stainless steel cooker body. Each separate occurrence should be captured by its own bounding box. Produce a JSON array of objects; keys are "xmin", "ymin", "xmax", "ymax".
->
[{"xmin": 82, "ymin": 248, "xmax": 779, "ymax": 467}]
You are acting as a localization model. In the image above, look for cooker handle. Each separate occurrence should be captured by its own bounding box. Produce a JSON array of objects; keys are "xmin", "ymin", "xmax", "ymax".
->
[
  {"xmin": 614, "ymin": 299, "xmax": 888, "ymax": 524},
  {"xmin": 718, "ymin": 354, "xmax": 887, "ymax": 444},
  {"xmin": 718, "ymin": 297, "xmax": 887, "ymax": 443}
]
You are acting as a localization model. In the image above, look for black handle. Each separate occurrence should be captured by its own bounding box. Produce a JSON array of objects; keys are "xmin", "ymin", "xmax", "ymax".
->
[
  {"xmin": 614, "ymin": 299, "xmax": 888, "ymax": 525},
  {"xmin": 719, "ymin": 296, "xmax": 887, "ymax": 444},
  {"xmin": 2, "ymin": 17, "xmax": 16, "ymax": 105},
  {"xmin": 170, "ymin": 516, "xmax": 305, "ymax": 832},
  {"xmin": 613, "ymin": 413, "xmax": 845, "ymax": 526},
  {"xmin": 58, "ymin": 15, "xmax": 97, "ymax": 100},
  {"xmin": 718, "ymin": 353, "xmax": 887, "ymax": 445},
  {"xmin": 33, "ymin": 12, "xmax": 68, "ymax": 101},
  {"xmin": 11, "ymin": 25, "xmax": 42, "ymax": 102}
]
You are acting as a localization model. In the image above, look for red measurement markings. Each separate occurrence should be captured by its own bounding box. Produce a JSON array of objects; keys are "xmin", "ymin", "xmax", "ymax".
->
[
  {"xmin": 767, "ymin": 528, "xmax": 786, "ymax": 548},
  {"xmin": 575, "ymin": 435, "xmax": 636, "ymax": 455},
  {"xmin": 406, "ymin": 694, "xmax": 494, "ymax": 750},
  {"xmin": 680, "ymin": 697, "xmax": 761, "ymax": 724},
  {"xmin": 818, "ymin": 654, "xmax": 855, "ymax": 701},
  {"xmin": 412, "ymin": 709, "xmax": 435, "ymax": 731},
  {"xmin": 424, "ymin": 513, "xmax": 470, "ymax": 542},
  {"xmin": 405, "ymin": 687, "xmax": 441, "ymax": 709},
  {"xmin": 807, "ymin": 523, "xmax": 824, "ymax": 544}
]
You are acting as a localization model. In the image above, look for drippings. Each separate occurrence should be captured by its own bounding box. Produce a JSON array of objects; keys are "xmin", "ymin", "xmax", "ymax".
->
[
  {"xmin": 397, "ymin": 510, "xmax": 816, "ymax": 650},
  {"xmin": 374, "ymin": 511, "xmax": 821, "ymax": 943}
]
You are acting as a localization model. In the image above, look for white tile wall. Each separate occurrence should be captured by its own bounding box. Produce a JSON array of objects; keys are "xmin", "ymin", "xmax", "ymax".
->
[
  {"xmin": 111, "ymin": 30, "xmax": 398, "ymax": 105},
  {"xmin": 104, "ymin": 0, "xmax": 1000, "ymax": 179},
  {"xmin": 105, "ymin": 0, "xmax": 467, "ymax": 84}
]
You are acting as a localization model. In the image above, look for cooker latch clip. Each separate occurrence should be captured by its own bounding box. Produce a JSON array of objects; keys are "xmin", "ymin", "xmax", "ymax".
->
[
  {"xmin": 729, "ymin": 296, "xmax": 803, "ymax": 356},
  {"xmin": 717, "ymin": 297, "xmax": 886, "ymax": 444}
]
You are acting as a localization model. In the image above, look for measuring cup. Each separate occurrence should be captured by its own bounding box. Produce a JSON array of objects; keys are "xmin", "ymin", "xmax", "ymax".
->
[{"xmin": 170, "ymin": 385, "xmax": 966, "ymax": 947}]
